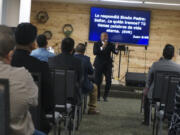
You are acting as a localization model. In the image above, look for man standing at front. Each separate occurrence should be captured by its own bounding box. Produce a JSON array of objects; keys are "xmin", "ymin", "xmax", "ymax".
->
[{"xmin": 93, "ymin": 32, "xmax": 119, "ymax": 101}]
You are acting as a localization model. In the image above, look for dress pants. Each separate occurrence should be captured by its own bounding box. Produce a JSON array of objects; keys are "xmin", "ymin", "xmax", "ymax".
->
[
  {"xmin": 95, "ymin": 64, "xmax": 112, "ymax": 99},
  {"xmin": 144, "ymin": 96, "xmax": 150, "ymax": 124},
  {"xmin": 88, "ymin": 84, "xmax": 98, "ymax": 111}
]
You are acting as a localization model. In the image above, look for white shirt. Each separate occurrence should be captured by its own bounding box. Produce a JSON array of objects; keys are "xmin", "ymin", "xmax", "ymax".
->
[{"xmin": 101, "ymin": 41, "xmax": 118, "ymax": 53}]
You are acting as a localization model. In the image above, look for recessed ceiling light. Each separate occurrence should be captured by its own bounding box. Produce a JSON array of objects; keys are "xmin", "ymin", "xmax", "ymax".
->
[
  {"xmin": 101, "ymin": 0, "xmax": 143, "ymax": 4},
  {"xmin": 145, "ymin": 2, "xmax": 180, "ymax": 6}
]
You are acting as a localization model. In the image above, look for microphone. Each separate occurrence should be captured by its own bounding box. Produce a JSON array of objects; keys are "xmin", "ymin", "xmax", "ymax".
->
[{"xmin": 104, "ymin": 40, "xmax": 108, "ymax": 45}]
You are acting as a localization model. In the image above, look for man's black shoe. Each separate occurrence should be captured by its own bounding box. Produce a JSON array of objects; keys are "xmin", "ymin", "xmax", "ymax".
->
[
  {"xmin": 141, "ymin": 121, "xmax": 149, "ymax": 126},
  {"xmin": 103, "ymin": 97, "xmax": 108, "ymax": 102}
]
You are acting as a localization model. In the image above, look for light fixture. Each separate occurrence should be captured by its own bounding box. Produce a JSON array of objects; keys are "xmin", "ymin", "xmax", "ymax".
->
[
  {"xmin": 145, "ymin": 2, "xmax": 180, "ymax": 6},
  {"xmin": 101, "ymin": 0, "xmax": 143, "ymax": 4}
]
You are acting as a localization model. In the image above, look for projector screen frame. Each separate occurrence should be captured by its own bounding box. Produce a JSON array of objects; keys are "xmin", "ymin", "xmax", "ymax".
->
[{"xmin": 88, "ymin": 6, "xmax": 152, "ymax": 46}]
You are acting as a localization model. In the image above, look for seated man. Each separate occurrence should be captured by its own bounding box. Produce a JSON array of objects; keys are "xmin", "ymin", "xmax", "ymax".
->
[
  {"xmin": 31, "ymin": 34, "xmax": 55, "ymax": 62},
  {"xmin": 48, "ymin": 37, "xmax": 83, "ymax": 101},
  {"xmin": 74, "ymin": 43, "xmax": 99, "ymax": 114},
  {"xmin": 143, "ymin": 44, "xmax": 180, "ymax": 126},
  {"xmin": 11, "ymin": 23, "xmax": 53, "ymax": 133},
  {"xmin": 0, "ymin": 25, "xmax": 45, "ymax": 135}
]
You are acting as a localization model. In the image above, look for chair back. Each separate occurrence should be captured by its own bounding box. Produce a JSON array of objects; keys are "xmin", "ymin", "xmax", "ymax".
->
[
  {"xmin": 153, "ymin": 71, "xmax": 179, "ymax": 102},
  {"xmin": 165, "ymin": 77, "xmax": 180, "ymax": 118},
  {"xmin": 29, "ymin": 73, "xmax": 42, "ymax": 130},
  {"xmin": 50, "ymin": 67, "xmax": 77, "ymax": 111},
  {"xmin": 0, "ymin": 79, "xmax": 10, "ymax": 135}
]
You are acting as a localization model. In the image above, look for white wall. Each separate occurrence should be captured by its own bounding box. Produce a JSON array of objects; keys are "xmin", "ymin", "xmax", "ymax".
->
[
  {"xmin": 0, "ymin": 0, "xmax": 3, "ymax": 24},
  {"xmin": 0, "ymin": 0, "xmax": 7, "ymax": 25},
  {"xmin": 19, "ymin": 0, "xmax": 31, "ymax": 23},
  {"xmin": 6, "ymin": 0, "xmax": 20, "ymax": 26},
  {"xmin": 0, "ymin": 0, "xmax": 32, "ymax": 26}
]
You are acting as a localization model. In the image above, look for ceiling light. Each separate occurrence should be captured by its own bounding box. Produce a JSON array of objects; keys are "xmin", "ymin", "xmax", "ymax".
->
[
  {"xmin": 145, "ymin": 2, "xmax": 180, "ymax": 6},
  {"xmin": 101, "ymin": 0, "xmax": 143, "ymax": 4}
]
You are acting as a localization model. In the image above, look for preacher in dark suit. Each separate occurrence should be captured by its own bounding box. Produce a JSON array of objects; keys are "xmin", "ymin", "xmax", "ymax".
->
[
  {"xmin": 93, "ymin": 32, "xmax": 119, "ymax": 101},
  {"xmin": 11, "ymin": 23, "xmax": 52, "ymax": 134}
]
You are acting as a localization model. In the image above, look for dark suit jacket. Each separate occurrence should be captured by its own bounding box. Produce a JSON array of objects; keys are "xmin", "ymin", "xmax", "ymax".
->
[
  {"xmin": 11, "ymin": 49, "xmax": 53, "ymax": 113},
  {"xmin": 74, "ymin": 54, "xmax": 94, "ymax": 94},
  {"xmin": 48, "ymin": 52, "xmax": 83, "ymax": 82},
  {"xmin": 48, "ymin": 53, "xmax": 83, "ymax": 99},
  {"xmin": 93, "ymin": 41, "xmax": 118, "ymax": 69}
]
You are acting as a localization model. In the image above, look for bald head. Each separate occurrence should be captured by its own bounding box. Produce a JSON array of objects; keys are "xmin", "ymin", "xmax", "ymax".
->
[
  {"xmin": 0, "ymin": 26, "xmax": 15, "ymax": 58},
  {"xmin": 101, "ymin": 32, "xmax": 108, "ymax": 42}
]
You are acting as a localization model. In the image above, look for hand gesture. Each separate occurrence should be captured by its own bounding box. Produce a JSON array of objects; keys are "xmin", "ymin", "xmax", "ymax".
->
[
  {"xmin": 102, "ymin": 40, "xmax": 108, "ymax": 49},
  {"xmin": 115, "ymin": 43, "xmax": 119, "ymax": 49}
]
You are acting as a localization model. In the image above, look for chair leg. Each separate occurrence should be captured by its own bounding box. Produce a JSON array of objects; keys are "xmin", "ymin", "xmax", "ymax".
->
[
  {"xmin": 149, "ymin": 104, "xmax": 152, "ymax": 126},
  {"xmin": 54, "ymin": 124, "xmax": 57, "ymax": 135},
  {"xmin": 153, "ymin": 106, "xmax": 157, "ymax": 135},
  {"xmin": 83, "ymin": 96, "xmax": 87, "ymax": 114},
  {"xmin": 65, "ymin": 115, "xmax": 70, "ymax": 135},
  {"xmin": 72, "ymin": 106, "xmax": 78, "ymax": 135},
  {"xmin": 76, "ymin": 106, "xmax": 81, "ymax": 130},
  {"xmin": 140, "ymin": 93, "xmax": 143, "ymax": 113},
  {"xmin": 158, "ymin": 110, "xmax": 164, "ymax": 135},
  {"xmin": 155, "ymin": 119, "xmax": 160, "ymax": 135}
]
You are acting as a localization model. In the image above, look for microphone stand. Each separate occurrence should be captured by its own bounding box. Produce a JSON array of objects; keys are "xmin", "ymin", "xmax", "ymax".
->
[
  {"xmin": 144, "ymin": 46, "xmax": 147, "ymax": 73},
  {"xmin": 118, "ymin": 51, "xmax": 122, "ymax": 79}
]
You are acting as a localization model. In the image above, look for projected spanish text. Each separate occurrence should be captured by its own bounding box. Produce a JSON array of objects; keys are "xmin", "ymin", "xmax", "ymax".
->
[{"xmin": 89, "ymin": 7, "xmax": 151, "ymax": 45}]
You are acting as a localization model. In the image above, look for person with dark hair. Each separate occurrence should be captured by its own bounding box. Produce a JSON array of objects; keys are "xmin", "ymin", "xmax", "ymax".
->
[
  {"xmin": 163, "ymin": 44, "xmax": 175, "ymax": 60},
  {"xmin": 143, "ymin": 44, "xmax": 180, "ymax": 126},
  {"xmin": 48, "ymin": 37, "xmax": 83, "ymax": 84},
  {"xmin": 61, "ymin": 37, "xmax": 75, "ymax": 53},
  {"xmin": 11, "ymin": 23, "xmax": 53, "ymax": 134},
  {"xmin": 74, "ymin": 43, "xmax": 99, "ymax": 114},
  {"xmin": 93, "ymin": 32, "xmax": 119, "ymax": 102},
  {"xmin": 0, "ymin": 25, "xmax": 44, "ymax": 135},
  {"xmin": 31, "ymin": 34, "xmax": 55, "ymax": 62}
]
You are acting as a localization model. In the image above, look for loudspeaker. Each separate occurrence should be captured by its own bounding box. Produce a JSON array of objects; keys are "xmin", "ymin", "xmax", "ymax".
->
[{"xmin": 125, "ymin": 72, "xmax": 147, "ymax": 87}]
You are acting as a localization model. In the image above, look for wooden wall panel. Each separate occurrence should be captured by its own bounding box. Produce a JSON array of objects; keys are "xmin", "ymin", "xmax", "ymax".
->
[{"xmin": 31, "ymin": 2, "xmax": 180, "ymax": 81}]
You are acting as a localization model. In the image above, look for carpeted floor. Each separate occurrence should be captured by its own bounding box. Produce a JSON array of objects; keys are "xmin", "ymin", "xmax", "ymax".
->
[{"xmin": 75, "ymin": 97, "xmax": 168, "ymax": 135}]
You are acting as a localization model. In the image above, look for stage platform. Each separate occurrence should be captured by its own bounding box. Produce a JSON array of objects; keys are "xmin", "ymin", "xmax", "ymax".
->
[{"xmin": 101, "ymin": 84, "xmax": 144, "ymax": 99}]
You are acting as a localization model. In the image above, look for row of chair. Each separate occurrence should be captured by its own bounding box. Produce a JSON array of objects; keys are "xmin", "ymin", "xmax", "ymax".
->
[
  {"xmin": 147, "ymin": 71, "xmax": 180, "ymax": 135},
  {"xmin": 30, "ymin": 67, "xmax": 87, "ymax": 135},
  {"xmin": 0, "ymin": 67, "xmax": 88, "ymax": 135}
]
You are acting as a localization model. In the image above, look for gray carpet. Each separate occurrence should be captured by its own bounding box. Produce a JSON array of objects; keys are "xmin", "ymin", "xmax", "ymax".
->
[
  {"xmin": 76, "ymin": 98, "xmax": 167, "ymax": 135},
  {"xmin": 50, "ymin": 97, "xmax": 168, "ymax": 135}
]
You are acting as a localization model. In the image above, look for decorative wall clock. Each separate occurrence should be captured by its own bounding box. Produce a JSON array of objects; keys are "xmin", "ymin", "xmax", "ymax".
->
[
  {"xmin": 63, "ymin": 24, "xmax": 73, "ymax": 37},
  {"xmin": 36, "ymin": 11, "xmax": 49, "ymax": 23},
  {"xmin": 43, "ymin": 31, "xmax": 52, "ymax": 40}
]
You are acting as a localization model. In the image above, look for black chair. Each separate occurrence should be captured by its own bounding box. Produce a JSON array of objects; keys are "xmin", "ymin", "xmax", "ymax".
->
[
  {"xmin": 29, "ymin": 73, "xmax": 42, "ymax": 130},
  {"xmin": 0, "ymin": 79, "xmax": 10, "ymax": 135},
  {"xmin": 50, "ymin": 67, "xmax": 80, "ymax": 135},
  {"xmin": 165, "ymin": 77, "xmax": 180, "ymax": 120},
  {"xmin": 152, "ymin": 71, "xmax": 180, "ymax": 135},
  {"xmin": 177, "ymin": 129, "xmax": 180, "ymax": 135},
  {"xmin": 150, "ymin": 71, "xmax": 170, "ymax": 127}
]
